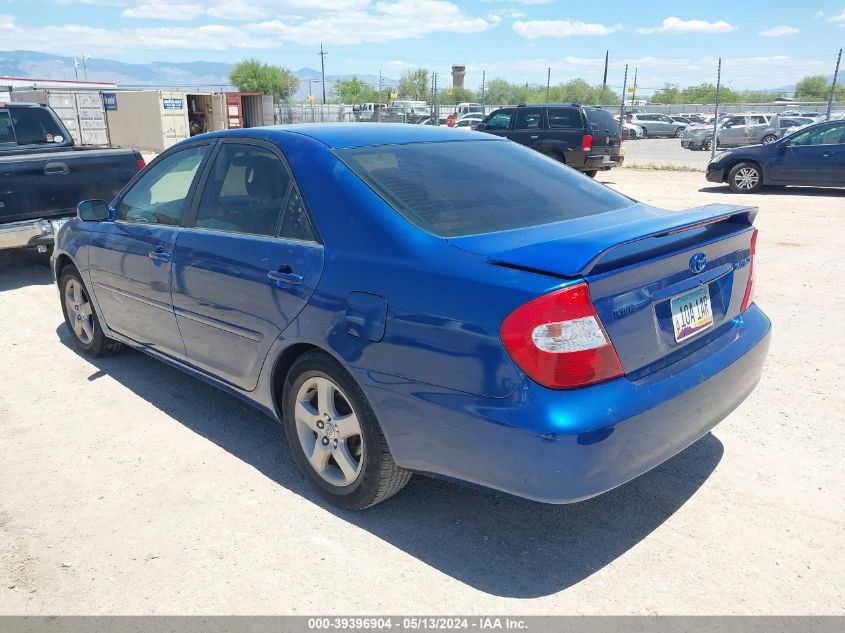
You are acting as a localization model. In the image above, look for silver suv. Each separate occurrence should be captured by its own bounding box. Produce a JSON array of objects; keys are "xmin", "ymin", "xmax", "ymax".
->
[
  {"xmin": 626, "ymin": 113, "xmax": 688, "ymax": 137},
  {"xmin": 681, "ymin": 113, "xmax": 781, "ymax": 151}
]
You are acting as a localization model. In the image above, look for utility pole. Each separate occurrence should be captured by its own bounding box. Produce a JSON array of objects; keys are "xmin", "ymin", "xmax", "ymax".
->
[
  {"xmin": 619, "ymin": 64, "xmax": 628, "ymax": 139},
  {"xmin": 546, "ymin": 67, "xmax": 551, "ymax": 101},
  {"xmin": 481, "ymin": 70, "xmax": 486, "ymax": 107},
  {"xmin": 602, "ymin": 50, "xmax": 609, "ymax": 92},
  {"xmin": 827, "ymin": 48, "xmax": 842, "ymax": 121},
  {"xmin": 378, "ymin": 70, "xmax": 383, "ymax": 107},
  {"xmin": 83, "ymin": 54, "xmax": 90, "ymax": 81},
  {"xmin": 630, "ymin": 67, "xmax": 638, "ymax": 106},
  {"xmin": 73, "ymin": 58, "xmax": 79, "ymax": 81},
  {"xmin": 318, "ymin": 43, "xmax": 327, "ymax": 105},
  {"xmin": 711, "ymin": 58, "xmax": 722, "ymax": 160}
]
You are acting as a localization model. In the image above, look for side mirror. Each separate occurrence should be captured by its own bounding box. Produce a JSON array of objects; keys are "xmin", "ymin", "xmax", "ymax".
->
[
  {"xmin": 475, "ymin": 123, "xmax": 487, "ymax": 131},
  {"xmin": 77, "ymin": 199, "xmax": 110, "ymax": 221}
]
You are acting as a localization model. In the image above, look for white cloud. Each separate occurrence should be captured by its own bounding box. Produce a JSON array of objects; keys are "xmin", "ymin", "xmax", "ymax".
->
[
  {"xmin": 512, "ymin": 20, "xmax": 622, "ymax": 39},
  {"xmin": 759, "ymin": 25, "xmax": 799, "ymax": 37},
  {"xmin": 0, "ymin": 3, "xmax": 497, "ymax": 52},
  {"xmin": 637, "ymin": 16, "xmax": 736, "ymax": 34},
  {"xmin": 479, "ymin": 0, "xmax": 553, "ymax": 4},
  {"xmin": 828, "ymin": 9, "xmax": 845, "ymax": 25},
  {"xmin": 120, "ymin": 0, "xmax": 374, "ymax": 21},
  {"xmin": 123, "ymin": 1, "xmax": 204, "ymax": 20}
]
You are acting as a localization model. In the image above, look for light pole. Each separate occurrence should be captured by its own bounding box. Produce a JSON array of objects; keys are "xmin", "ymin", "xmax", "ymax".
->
[
  {"xmin": 82, "ymin": 54, "xmax": 91, "ymax": 81},
  {"xmin": 318, "ymin": 43, "xmax": 327, "ymax": 105}
]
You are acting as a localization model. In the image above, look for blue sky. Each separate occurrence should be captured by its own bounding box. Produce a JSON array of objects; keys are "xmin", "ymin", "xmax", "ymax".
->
[{"xmin": 2, "ymin": 0, "xmax": 844, "ymax": 90}]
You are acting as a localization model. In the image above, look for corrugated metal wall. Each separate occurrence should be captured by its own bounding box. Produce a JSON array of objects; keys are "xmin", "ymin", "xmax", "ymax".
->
[{"xmin": 10, "ymin": 90, "xmax": 108, "ymax": 145}]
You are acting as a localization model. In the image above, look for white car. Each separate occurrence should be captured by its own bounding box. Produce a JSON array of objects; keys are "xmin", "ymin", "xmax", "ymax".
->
[{"xmin": 454, "ymin": 114, "xmax": 483, "ymax": 129}]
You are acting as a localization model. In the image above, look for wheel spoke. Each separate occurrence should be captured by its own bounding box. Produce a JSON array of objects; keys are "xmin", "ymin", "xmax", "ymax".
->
[
  {"xmin": 334, "ymin": 413, "xmax": 361, "ymax": 439},
  {"xmin": 333, "ymin": 442, "xmax": 360, "ymax": 484},
  {"xmin": 295, "ymin": 400, "xmax": 321, "ymax": 433},
  {"xmin": 79, "ymin": 302, "xmax": 92, "ymax": 318},
  {"xmin": 73, "ymin": 319, "xmax": 84, "ymax": 337},
  {"xmin": 316, "ymin": 378, "xmax": 338, "ymax": 419},
  {"xmin": 308, "ymin": 438, "xmax": 332, "ymax": 473},
  {"xmin": 80, "ymin": 318, "xmax": 93, "ymax": 341}
]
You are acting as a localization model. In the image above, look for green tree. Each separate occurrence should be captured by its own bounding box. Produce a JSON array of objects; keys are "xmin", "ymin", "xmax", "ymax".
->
[
  {"xmin": 440, "ymin": 86, "xmax": 476, "ymax": 104},
  {"xmin": 332, "ymin": 76, "xmax": 379, "ymax": 104},
  {"xmin": 230, "ymin": 58, "xmax": 299, "ymax": 100},
  {"xmin": 398, "ymin": 68, "xmax": 430, "ymax": 101},
  {"xmin": 650, "ymin": 83, "xmax": 682, "ymax": 104},
  {"xmin": 794, "ymin": 75, "xmax": 843, "ymax": 101}
]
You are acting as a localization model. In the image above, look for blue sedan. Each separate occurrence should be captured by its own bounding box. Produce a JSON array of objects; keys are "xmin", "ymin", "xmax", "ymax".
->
[
  {"xmin": 53, "ymin": 124, "xmax": 771, "ymax": 509},
  {"xmin": 707, "ymin": 118, "xmax": 845, "ymax": 193}
]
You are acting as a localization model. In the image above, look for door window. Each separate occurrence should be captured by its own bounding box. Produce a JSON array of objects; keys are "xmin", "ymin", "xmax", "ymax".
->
[
  {"xmin": 547, "ymin": 108, "xmax": 582, "ymax": 129},
  {"xmin": 789, "ymin": 123, "xmax": 845, "ymax": 146},
  {"xmin": 747, "ymin": 116, "xmax": 767, "ymax": 125},
  {"xmin": 514, "ymin": 108, "xmax": 543, "ymax": 130},
  {"xmin": 0, "ymin": 111, "xmax": 15, "ymax": 144},
  {"xmin": 195, "ymin": 144, "xmax": 290, "ymax": 236},
  {"xmin": 723, "ymin": 116, "xmax": 746, "ymax": 128},
  {"xmin": 117, "ymin": 144, "xmax": 209, "ymax": 225},
  {"xmin": 483, "ymin": 109, "xmax": 514, "ymax": 130}
]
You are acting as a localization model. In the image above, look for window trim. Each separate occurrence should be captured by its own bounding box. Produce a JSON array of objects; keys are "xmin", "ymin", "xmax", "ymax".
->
[
  {"xmin": 186, "ymin": 137, "xmax": 322, "ymax": 244},
  {"xmin": 112, "ymin": 140, "xmax": 216, "ymax": 227}
]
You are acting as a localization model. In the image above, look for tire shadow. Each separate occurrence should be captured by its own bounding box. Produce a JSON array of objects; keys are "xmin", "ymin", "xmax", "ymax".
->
[{"xmin": 56, "ymin": 325, "xmax": 724, "ymax": 599}]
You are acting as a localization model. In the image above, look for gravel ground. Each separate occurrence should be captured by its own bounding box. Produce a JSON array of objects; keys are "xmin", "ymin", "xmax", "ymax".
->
[{"xmin": 1, "ymin": 170, "xmax": 843, "ymax": 615}]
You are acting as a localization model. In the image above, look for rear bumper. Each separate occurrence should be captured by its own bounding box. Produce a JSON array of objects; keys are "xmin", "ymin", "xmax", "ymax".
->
[
  {"xmin": 355, "ymin": 305, "xmax": 771, "ymax": 503},
  {"xmin": 0, "ymin": 217, "xmax": 66, "ymax": 251}
]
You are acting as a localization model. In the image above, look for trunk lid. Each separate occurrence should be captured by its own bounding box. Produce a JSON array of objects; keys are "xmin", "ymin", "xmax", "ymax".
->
[{"xmin": 449, "ymin": 203, "xmax": 757, "ymax": 375}]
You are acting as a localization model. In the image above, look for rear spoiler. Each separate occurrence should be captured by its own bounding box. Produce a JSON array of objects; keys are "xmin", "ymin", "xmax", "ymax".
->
[
  {"xmin": 575, "ymin": 204, "xmax": 757, "ymax": 276},
  {"xmin": 450, "ymin": 203, "xmax": 758, "ymax": 279}
]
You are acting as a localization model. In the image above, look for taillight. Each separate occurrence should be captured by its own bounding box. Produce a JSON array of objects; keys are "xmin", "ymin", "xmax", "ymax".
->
[
  {"xmin": 740, "ymin": 228, "xmax": 758, "ymax": 312},
  {"xmin": 581, "ymin": 134, "xmax": 593, "ymax": 152},
  {"xmin": 500, "ymin": 283, "xmax": 623, "ymax": 389},
  {"xmin": 136, "ymin": 158, "xmax": 146, "ymax": 172}
]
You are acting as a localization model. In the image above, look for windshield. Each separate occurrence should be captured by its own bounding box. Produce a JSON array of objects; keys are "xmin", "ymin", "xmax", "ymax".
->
[{"xmin": 336, "ymin": 140, "xmax": 634, "ymax": 237}]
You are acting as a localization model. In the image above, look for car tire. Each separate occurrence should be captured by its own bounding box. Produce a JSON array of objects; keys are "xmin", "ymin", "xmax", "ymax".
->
[
  {"xmin": 282, "ymin": 350, "xmax": 411, "ymax": 510},
  {"xmin": 761, "ymin": 134, "xmax": 778, "ymax": 145},
  {"xmin": 584, "ymin": 170, "xmax": 598, "ymax": 178},
  {"xmin": 674, "ymin": 128, "xmax": 685, "ymax": 137},
  {"xmin": 640, "ymin": 128, "xmax": 649, "ymax": 138},
  {"xmin": 702, "ymin": 138, "xmax": 713, "ymax": 152},
  {"xmin": 59, "ymin": 266, "xmax": 124, "ymax": 357},
  {"xmin": 727, "ymin": 162, "xmax": 763, "ymax": 194}
]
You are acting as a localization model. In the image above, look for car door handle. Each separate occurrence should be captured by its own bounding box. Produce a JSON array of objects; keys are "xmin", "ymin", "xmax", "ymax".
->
[
  {"xmin": 44, "ymin": 161, "xmax": 70, "ymax": 175},
  {"xmin": 821, "ymin": 151, "xmax": 833, "ymax": 158},
  {"xmin": 268, "ymin": 267, "xmax": 304, "ymax": 285},
  {"xmin": 148, "ymin": 247, "xmax": 171, "ymax": 263},
  {"xmin": 530, "ymin": 135, "xmax": 539, "ymax": 139}
]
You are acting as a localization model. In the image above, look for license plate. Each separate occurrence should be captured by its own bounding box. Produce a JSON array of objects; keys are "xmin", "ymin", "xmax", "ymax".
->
[{"xmin": 670, "ymin": 285, "xmax": 713, "ymax": 342}]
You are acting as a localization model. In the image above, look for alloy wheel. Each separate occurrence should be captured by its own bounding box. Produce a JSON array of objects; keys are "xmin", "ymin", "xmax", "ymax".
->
[
  {"xmin": 65, "ymin": 279, "xmax": 94, "ymax": 345},
  {"xmin": 734, "ymin": 167, "xmax": 760, "ymax": 190},
  {"xmin": 294, "ymin": 376, "xmax": 364, "ymax": 487}
]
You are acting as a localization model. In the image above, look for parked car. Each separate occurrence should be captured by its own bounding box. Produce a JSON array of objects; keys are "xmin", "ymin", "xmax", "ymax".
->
[
  {"xmin": 54, "ymin": 124, "xmax": 770, "ymax": 510},
  {"xmin": 680, "ymin": 113, "xmax": 707, "ymax": 124},
  {"xmin": 670, "ymin": 116, "xmax": 692, "ymax": 125},
  {"xmin": 681, "ymin": 113, "xmax": 781, "ymax": 151},
  {"xmin": 0, "ymin": 102, "xmax": 143, "ymax": 255},
  {"xmin": 454, "ymin": 114, "xmax": 483, "ymax": 128},
  {"xmin": 706, "ymin": 118, "xmax": 845, "ymax": 192},
  {"xmin": 625, "ymin": 113, "xmax": 688, "ymax": 137},
  {"xmin": 354, "ymin": 103, "xmax": 388, "ymax": 122},
  {"xmin": 477, "ymin": 104, "xmax": 624, "ymax": 176},
  {"xmin": 778, "ymin": 117, "xmax": 815, "ymax": 135},
  {"xmin": 614, "ymin": 115, "xmax": 644, "ymax": 139},
  {"xmin": 455, "ymin": 103, "xmax": 484, "ymax": 118}
]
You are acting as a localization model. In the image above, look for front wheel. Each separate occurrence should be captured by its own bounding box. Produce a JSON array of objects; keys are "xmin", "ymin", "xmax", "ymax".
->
[
  {"xmin": 728, "ymin": 162, "xmax": 763, "ymax": 193},
  {"xmin": 59, "ymin": 267, "xmax": 124, "ymax": 357},
  {"xmin": 701, "ymin": 138, "xmax": 713, "ymax": 152},
  {"xmin": 674, "ymin": 128, "xmax": 685, "ymax": 137},
  {"xmin": 761, "ymin": 134, "xmax": 778, "ymax": 145},
  {"xmin": 283, "ymin": 351, "xmax": 411, "ymax": 510}
]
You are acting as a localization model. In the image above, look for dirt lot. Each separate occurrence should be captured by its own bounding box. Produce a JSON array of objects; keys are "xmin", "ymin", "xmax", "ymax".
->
[{"xmin": 1, "ymin": 170, "xmax": 843, "ymax": 615}]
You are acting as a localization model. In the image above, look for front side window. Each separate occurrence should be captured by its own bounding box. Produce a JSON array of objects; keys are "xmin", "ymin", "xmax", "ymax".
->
[
  {"xmin": 483, "ymin": 109, "xmax": 514, "ymax": 130},
  {"xmin": 0, "ymin": 111, "xmax": 14, "ymax": 144},
  {"xmin": 724, "ymin": 116, "xmax": 746, "ymax": 128},
  {"xmin": 336, "ymin": 140, "xmax": 634, "ymax": 238},
  {"xmin": 789, "ymin": 123, "xmax": 845, "ymax": 146},
  {"xmin": 117, "ymin": 144, "xmax": 209, "ymax": 225},
  {"xmin": 195, "ymin": 144, "xmax": 290, "ymax": 237}
]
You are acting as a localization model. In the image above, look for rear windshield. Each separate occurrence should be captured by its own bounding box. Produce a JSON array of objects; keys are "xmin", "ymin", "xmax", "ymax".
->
[
  {"xmin": 584, "ymin": 108, "xmax": 619, "ymax": 133},
  {"xmin": 336, "ymin": 140, "xmax": 633, "ymax": 237},
  {"xmin": 8, "ymin": 107, "xmax": 67, "ymax": 145}
]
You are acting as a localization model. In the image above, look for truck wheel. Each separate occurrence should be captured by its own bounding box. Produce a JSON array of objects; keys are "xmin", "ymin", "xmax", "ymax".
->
[
  {"xmin": 728, "ymin": 162, "xmax": 763, "ymax": 194},
  {"xmin": 59, "ymin": 267, "xmax": 124, "ymax": 357},
  {"xmin": 282, "ymin": 350, "xmax": 411, "ymax": 510},
  {"xmin": 761, "ymin": 134, "xmax": 778, "ymax": 144}
]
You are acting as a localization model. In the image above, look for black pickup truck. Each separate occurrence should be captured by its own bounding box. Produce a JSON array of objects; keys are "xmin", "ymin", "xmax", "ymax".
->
[{"xmin": 1, "ymin": 102, "xmax": 143, "ymax": 253}]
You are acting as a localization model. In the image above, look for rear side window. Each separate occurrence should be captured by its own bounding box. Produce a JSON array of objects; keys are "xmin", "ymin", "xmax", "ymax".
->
[
  {"xmin": 790, "ymin": 123, "xmax": 845, "ymax": 146},
  {"xmin": 195, "ymin": 143, "xmax": 290, "ymax": 237},
  {"xmin": 483, "ymin": 109, "xmax": 513, "ymax": 130},
  {"xmin": 336, "ymin": 140, "xmax": 634, "ymax": 238},
  {"xmin": 8, "ymin": 107, "xmax": 66, "ymax": 145},
  {"xmin": 279, "ymin": 188, "xmax": 317, "ymax": 242},
  {"xmin": 0, "ymin": 111, "xmax": 14, "ymax": 144},
  {"xmin": 547, "ymin": 108, "xmax": 582, "ymax": 129},
  {"xmin": 514, "ymin": 108, "xmax": 542, "ymax": 129}
]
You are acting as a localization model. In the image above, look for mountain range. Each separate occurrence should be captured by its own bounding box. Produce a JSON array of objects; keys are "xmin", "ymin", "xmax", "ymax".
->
[{"xmin": 0, "ymin": 50, "xmax": 397, "ymax": 100}]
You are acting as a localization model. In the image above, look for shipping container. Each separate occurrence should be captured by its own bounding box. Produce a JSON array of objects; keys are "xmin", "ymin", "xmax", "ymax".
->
[
  {"xmin": 104, "ymin": 90, "xmax": 211, "ymax": 153},
  {"xmin": 209, "ymin": 92, "xmax": 273, "ymax": 131},
  {"xmin": 10, "ymin": 89, "xmax": 109, "ymax": 145}
]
